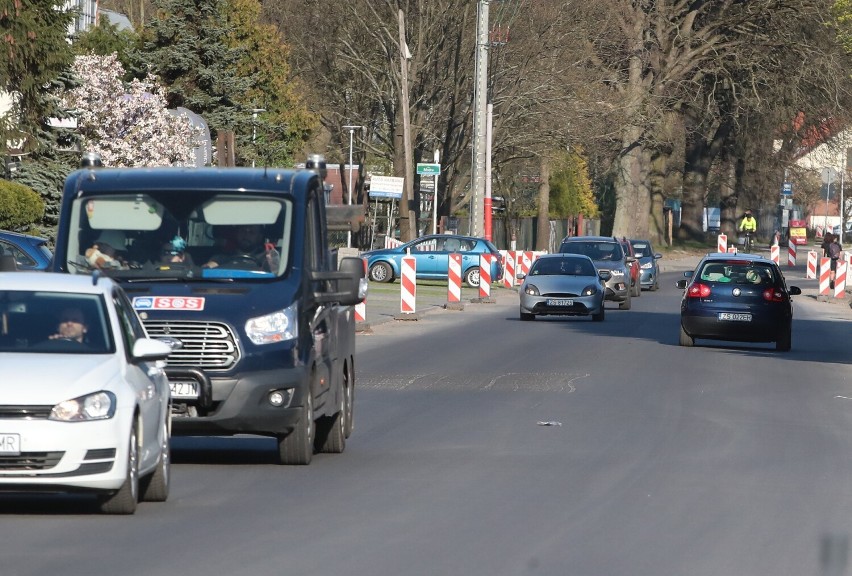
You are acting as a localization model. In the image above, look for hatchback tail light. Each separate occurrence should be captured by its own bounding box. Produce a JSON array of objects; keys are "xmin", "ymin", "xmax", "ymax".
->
[
  {"xmin": 687, "ymin": 282, "xmax": 711, "ymax": 298},
  {"xmin": 762, "ymin": 287, "xmax": 786, "ymax": 302}
]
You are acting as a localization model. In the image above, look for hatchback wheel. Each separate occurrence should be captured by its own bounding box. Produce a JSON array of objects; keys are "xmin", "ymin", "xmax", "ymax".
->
[
  {"xmin": 679, "ymin": 325, "xmax": 694, "ymax": 347},
  {"xmin": 100, "ymin": 422, "xmax": 139, "ymax": 514},
  {"xmin": 140, "ymin": 417, "xmax": 170, "ymax": 502},
  {"xmin": 618, "ymin": 293, "xmax": 631, "ymax": 310},
  {"xmin": 592, "ymin": 305, "xmax": 605, "ymax": 322},
  {"xmin": 464, "ymin": 267, "xmax": 480, "ymax": 287},
  {"xmin": 369, "ymin": 262, "xmax": 393, "ymax": 283},
  {"xmin": 776, "ymin": 325, "xmax": 792, "ymax": 352},
  {"xmin": 520, "ymin": 311, "xmax": 535, "ymax": 321}
]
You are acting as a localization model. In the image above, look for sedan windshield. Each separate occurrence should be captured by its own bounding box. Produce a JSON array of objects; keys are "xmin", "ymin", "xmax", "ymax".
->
[{"xmin": 531, "ymin": 258, "xmax": 595, "ymax": 276}]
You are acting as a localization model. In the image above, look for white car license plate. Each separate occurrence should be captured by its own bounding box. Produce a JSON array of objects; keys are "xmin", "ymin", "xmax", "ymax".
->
[
  {"xmin": 169, "ymin": 381, "xmax": 200, "ymax": 400},
  {"xmin": 0, "ymin": 433, "xmax": 21, "ymax": 455},
  {"xmin": 547, "ymin": 298, "xmax": 574, "ymax": 306},
  {"xmin": 719, "ymin": 312, "xmax": 752, "ymax": 322}
]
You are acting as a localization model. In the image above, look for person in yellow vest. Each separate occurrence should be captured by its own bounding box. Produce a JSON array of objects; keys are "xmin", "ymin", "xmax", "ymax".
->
[{"xmin": 739, "ymin": 210, "xmax": 757, "ymax": 233}]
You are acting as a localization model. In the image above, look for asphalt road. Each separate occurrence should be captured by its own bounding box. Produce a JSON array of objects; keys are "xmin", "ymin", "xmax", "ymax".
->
[{"xmin": 3, "ymin": 255, "xmax": 852, "ymax": 576}]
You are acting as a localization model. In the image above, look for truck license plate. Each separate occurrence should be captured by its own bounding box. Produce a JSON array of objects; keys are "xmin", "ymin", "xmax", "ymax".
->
[
  {"xmin": 547, "ymin": 298, "xmax": 574, "ymax": 306},
  {"xmin": 169, "ymin": 381, "xmax": 200, "ymax": 400},
  {"xmin": 0, "ymin": 434, "xmax": 21, "ymax": 455},
  {"xmin": 718, "ymin": 312, "xmax": 752, "ymax": 322}
]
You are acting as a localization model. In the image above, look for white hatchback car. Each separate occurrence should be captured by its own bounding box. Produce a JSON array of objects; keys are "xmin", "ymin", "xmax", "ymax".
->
[{"xmin": 0, "ymin": 272, "xmax": 173, "ymax": 514}]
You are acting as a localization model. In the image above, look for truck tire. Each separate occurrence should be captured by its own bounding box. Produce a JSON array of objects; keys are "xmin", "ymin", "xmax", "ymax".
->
[
  {"xmin": 277, "ymin": 389, "xmax": 314, "ymax": 465},
  {"xmin": 343, "ymin": 360, "xmax": 354, "ymax": 439},
  {"xmin": 100, "ymin": 422, "xmax": 139, "ymax": 514},
  {"xmin": 369, "ymin": 262, "xmax": 393, "ymax": 283},
  {"xmin": 316, "ymin": 385, "xmax": 346, "ymax": 454}
]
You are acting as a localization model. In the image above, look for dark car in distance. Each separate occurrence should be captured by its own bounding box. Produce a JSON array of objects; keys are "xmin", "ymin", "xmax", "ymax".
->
[
  {"xmin": 0, "ymin": 230, "xmax": 52, "ymax": 271},
  {"xmin": 675, "ymin": 253, "xmax": 801, "ymax": 351}
]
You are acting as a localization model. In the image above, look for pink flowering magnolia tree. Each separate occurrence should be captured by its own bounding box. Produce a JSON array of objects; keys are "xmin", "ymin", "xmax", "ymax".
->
[{"xmin": 63, "ymin": 54, "xmax": 200, "ymax": 167}]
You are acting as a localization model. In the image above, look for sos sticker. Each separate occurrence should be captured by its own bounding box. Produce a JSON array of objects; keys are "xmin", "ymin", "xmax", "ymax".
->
[{"xmin": 133, "ymin": 297, "xmax": 205, "ymax": 311}]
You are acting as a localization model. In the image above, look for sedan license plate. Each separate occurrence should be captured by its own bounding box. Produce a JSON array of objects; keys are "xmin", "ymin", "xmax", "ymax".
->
[
  {"xmin": 169, "ymin": 381, "xmax": 200, "ymax": 400},
  {"xmin": 0, "ymin": 433, "xmax": 21, "ymax": 455},
  {"xmin": 547, "ymin": 298, "xmax": 574, "ymax": 306},
  {"xmin": 718, "ymin": 312, "xmax": 752, "ymax": 322}
]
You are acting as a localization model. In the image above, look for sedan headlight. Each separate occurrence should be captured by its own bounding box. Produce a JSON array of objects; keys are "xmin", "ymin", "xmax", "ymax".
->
[
  {"xmin": 246, "ymin": 302, "xmax": 298, "ymax": 345},
  {"xmin": 581, "ymin": 285, "xmax": 599, "ymax": 296},
  {"xmin": 524, "ymin": 284, "xmax": 540, "ymax": 296},
  {"xmin": 50, "ymin": 391, "xmax": 116, "ymax": 422}
]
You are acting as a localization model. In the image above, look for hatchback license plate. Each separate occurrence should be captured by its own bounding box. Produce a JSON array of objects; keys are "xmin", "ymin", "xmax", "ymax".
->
[
  {"xmin": 0, "ymin": 433, "xmax": 21, "ymax": 455},
  {"xmin": 547, "ymin": 298, "xmax": 574, "ymax": 306},
  {"xmin": 169, "ymin": 381, "xmax": 200, "ymax": 400},
  {"xmin": 719, "ymin": 312, "xmax": 752, "ymax": 322}
]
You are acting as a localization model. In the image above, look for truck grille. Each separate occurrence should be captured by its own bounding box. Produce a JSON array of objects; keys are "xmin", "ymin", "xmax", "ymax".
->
[{"xmin": 142, "ymin": 321, "xmax": 240, "ymax": 370}]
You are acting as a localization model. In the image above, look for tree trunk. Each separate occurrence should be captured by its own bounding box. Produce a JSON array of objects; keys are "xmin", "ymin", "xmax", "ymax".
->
[
  {"xmin": 536, "ymin": 157, "xmax": 551, "ymax": 251},
  {"xmin": 612, "ymin": 134, "xmax": 652, "ymax": 239},
  {"xmin": 648, "ymin": 148, "xmax": 670, "ymax": 246}
]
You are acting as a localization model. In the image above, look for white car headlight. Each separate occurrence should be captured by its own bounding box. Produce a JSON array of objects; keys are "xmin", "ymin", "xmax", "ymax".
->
[
  {"xmin": 246, "ymin": 302, "xmax": 298, "ymax": 345},
  {"xmin": 524, "ymin": 284, "xmax": 540, "ymax": 296},
  {"xmin": 50, "ymin": 391, "xmax": 116, "ymax": 422},
  {"xmin": 581, "ymin": 285, "xmax": 599, "ymax": 296}
]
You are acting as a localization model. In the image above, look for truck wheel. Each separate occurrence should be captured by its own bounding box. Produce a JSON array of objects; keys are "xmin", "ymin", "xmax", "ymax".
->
[
  {"xmin": 100, "ymin": 422, "xmax": 139, "ymax": 514},
  {"xmin": 277, "ymin": 389, "xmax": 314, "ymax": 465},
  {"xmin": 316, "ymin": 384, "xmax": 346, "ymax": 454},
  {"xmin": 464, "ymin": 267, "xmax": 481, "ymax": 288},
  {"xmin": 140, "ymin": 417, "xmax": 170, "ymax": 502},
  {"xmin": 343, "ymin": 360, "xmax": 354, "ymax": 439},
  {"xmin": 369, "ymin": 262, "xmax": 393, "ymax": 283}
]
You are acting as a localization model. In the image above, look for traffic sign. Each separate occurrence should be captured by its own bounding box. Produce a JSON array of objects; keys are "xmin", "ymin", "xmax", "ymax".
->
[
  {"xmin": 416, "ymin": 163, "xmax": 441, "ymax": 176},
  {"xmin": 369, "ymin": 175, "xmax": 404, "ymax": 199},
  {"xmin": 782, "ymin": 182, "xmax": 792, "ymax": 196}
]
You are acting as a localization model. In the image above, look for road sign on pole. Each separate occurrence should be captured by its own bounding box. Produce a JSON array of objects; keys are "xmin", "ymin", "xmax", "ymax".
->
[{"xmin": 416, "ymin": 163, "xmax": 441, "ymax": 176}]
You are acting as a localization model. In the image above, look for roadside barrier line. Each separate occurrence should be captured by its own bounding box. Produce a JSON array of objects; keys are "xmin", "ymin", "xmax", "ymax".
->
[{"xmin": 400, "ymin": 256, "xmax": 416, "ymax": 313}]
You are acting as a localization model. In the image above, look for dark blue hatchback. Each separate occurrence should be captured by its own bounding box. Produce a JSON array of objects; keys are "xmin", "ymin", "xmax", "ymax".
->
[
  {"xmin": 0, "ymin": 230, "xmax": 52, "ymax": 271},
  {"xmin": 675, "ymin": 253, "xmax": 801, "ymax": 351}
]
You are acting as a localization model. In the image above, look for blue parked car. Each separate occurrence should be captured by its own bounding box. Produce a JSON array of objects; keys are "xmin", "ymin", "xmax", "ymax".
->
[
  {"xmin": 362, "ymin": 234, "xmax": 503, "ymax": 287},
  {"xmin": 0, "ymin": 230, "xmax": 52, "ymax": 271},
  {"xmin": 629, "ymin": 238, "xmax": 662, "ymax": 291}
]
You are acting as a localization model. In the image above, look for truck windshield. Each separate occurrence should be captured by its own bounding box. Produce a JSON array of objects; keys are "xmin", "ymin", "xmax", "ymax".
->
[{"xmin": 63, "ymin": 193, "xmax": 293, "ymax": 280}]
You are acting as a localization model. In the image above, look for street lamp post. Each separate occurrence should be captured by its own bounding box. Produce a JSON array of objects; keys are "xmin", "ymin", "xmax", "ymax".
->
[
  {"xmin": 343, "ymin": 125, "xmax": 363, "ymax": 248},
  {"xmin": 251, "ymin": 108, "xmax": 266, "ymax": 168}
]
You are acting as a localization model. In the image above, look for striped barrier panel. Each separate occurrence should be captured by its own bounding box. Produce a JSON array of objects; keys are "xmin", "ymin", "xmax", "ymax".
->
[
  {"xmin": 516, "ymin": 251, "xmax": 533, "ymax": 279},
  {"xmin": 447, "ymin": 254, "xmax": 462, "ymax": 303},
  {"xmin": 835, "ymin": 261, "xmax": 848, "ymax": 298},
  {"xmin": 479, "ymin": 253, "xmax": 492, "ymax": 298},
  {"xmin": 770, "ymin": 245, "xmax": 779, "ymax": 263},
  {"xmin": 807, "ymin": 251, "xmax": 818, "ymax": 279},
  {"xmin": 355, "ymin": 256, "xmax": 368, "ymax": 322},
  {"xmin": 787, "ymin": 242, "xmax": 796, "ymax": 267},
  {"xmin": 727, "ymin": 246, "xmax": 737, "ymax": 254},
  {"xmin": 816, "ymin": 225, "xmax": 825, "ymax": 239},
  {"xmin": 820, "ymin": 257, "xmax": 832, "ymax": 295},
  {"xmin": 400, "ymin": 256, "xmax": 416, "ymax": 313},
  {"xmin": 717, "ymin": 234, "xmax": 727, "ymax": 253},
  {"xmin": 503, "ymin": 251, "xmax": 516, "ymax": 288},
  {"xmin": 384, "ymin": 236, "xmax": 403, "ymax": 249}
]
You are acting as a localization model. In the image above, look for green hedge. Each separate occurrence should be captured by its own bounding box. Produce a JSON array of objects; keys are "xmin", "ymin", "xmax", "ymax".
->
[{"xmin": 0, "ymin": 179, "xmax": 45, "ymax": 230}]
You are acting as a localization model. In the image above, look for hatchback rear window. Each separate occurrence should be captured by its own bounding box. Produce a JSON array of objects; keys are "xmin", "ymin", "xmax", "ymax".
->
[{"xmin": 698, "ymin": 262, "xmax": 776, "ymax": 285}]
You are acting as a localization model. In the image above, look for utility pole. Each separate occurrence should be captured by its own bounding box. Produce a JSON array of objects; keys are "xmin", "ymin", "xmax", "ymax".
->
[
  {"xmin": 470, "ymin": 0, "xmax": 489, "ymax": 237},
  {"xmin": 343, "ymin": 125, "xmax": 362, "ymax": 248},
  {"xmin": 398, "ymin": 9, "xmax": 417, "ymax": 242}
]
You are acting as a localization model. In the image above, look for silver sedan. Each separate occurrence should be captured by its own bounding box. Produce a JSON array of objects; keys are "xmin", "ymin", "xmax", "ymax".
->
[{"xmin": 518, "ymin": 254, "xmax": 610, "ymax": 321}]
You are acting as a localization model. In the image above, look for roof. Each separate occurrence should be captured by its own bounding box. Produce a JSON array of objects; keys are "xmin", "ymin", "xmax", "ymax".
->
[{"xmin": 0, "ymin": 271, "xmax": 116, "ymax": 293}]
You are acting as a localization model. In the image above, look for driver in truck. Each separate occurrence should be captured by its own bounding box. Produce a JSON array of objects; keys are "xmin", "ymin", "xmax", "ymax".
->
[{"xmin": 203, "ymin": 224, "xmax": 279, "ymax": 271}]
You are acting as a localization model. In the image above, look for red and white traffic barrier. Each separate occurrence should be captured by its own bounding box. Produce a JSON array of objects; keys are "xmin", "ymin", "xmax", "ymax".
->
[
  {"xmin": 835, "ymin": 261, "xmax": 848, "ymax": 298},
  {"xmin": 516, "ymin": 251, "xmax": 533, "ymax": 278},
  {"xmin": 400, "ymin": 256, "xmax": 416, "ymax": 313},
  {"xmin": 384, "ymin": 236, "xmax": 403, "ymax": 249},
  {"xmin": 503, "ymin": 251, "xmax": 516, "ymax": 288},
  {"xmin": 807, "ymin": 250, "xmax": 818, "ymax": 279},
  {"xmin": 787, "ymin": 242, "xmax": 796, "ymax": 267},
  {"xmin": 820, "ymin": 257, "xmax": 832, "ymax": 295},
  {"xmin": 479, "ymin": 253, "xmax": 492, "ymax": 298},
  {"xmin": 448, "ymin": 254, "xmax": 462, "ymax": 303},
  {"xmin": 717, "ymin": 234, "xmax": 727, "ymax": 253},
  {"xmin": 770, "ymin": 245, "xmax": 779, "ymax": 264},
  {"xmin": 727, "ymin": 246, "xmax": 737, "ymax": 254}
]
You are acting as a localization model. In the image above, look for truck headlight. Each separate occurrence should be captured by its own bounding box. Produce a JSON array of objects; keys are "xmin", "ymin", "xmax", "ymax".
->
[
  {"xmin": 50, "ymin": 391, "xmax": 116, "ymax": 422},
  {"xmin": 246, "ymin": 303, "xmax": 298, "ymax": 345}
]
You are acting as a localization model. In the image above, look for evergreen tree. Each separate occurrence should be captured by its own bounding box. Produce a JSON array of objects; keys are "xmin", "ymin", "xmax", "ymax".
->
[
  {"xmin": 141, "ymin": 0, "xmax": 252, "ymax": 137},
  {"xmin": 549, "ymin": 150, "xmax": 598, "ymax": 219}
]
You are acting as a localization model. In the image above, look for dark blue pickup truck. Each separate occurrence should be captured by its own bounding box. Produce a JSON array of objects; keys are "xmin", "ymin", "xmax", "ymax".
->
[{"xmin": 53, "ymin": 158, "xmax": 365, "ymax": 464}]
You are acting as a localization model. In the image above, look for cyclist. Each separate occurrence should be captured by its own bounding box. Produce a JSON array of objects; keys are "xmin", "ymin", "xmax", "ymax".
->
[{"xmin": 739, "ymin": 210, "xmax": 758, "ymax": 252}]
